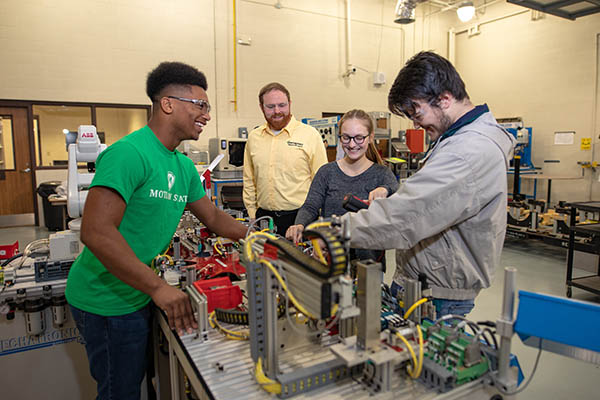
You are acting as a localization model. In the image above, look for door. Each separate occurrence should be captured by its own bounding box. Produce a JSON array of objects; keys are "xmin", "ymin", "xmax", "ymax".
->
[{"xmin": 0, "ymin": 107, "xmax": 35, "ymax": 226}]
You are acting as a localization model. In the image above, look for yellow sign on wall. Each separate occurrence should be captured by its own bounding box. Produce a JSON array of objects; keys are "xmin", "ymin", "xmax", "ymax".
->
[{"xmin": 581, "ymin": 138, "xmax": 592, "ymax": 150}]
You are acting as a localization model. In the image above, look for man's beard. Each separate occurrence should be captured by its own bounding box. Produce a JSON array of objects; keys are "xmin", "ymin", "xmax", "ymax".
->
[
  {"xmin": 438, "ymin": 111, "xmax": 453, "ymax": 134},
  {"xmin": 267, "ymin": 113, "xmax": 292, "ymax": 131}
]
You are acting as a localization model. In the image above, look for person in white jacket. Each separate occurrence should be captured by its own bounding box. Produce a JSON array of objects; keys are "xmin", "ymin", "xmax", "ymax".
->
[{"xmin": 343, "ymin": 51, "xmax": 516, "ymax": 317}]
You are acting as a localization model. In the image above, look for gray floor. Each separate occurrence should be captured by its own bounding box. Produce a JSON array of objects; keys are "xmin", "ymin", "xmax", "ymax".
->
[{"xmin": 1, "ymin": 227, "xmax": 599, "ymax": 399}]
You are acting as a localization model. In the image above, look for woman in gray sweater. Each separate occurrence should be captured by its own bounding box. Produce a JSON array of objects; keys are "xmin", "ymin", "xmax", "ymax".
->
[{"xmin": 286, "ymin": 109, "xmax": 398, "ymax": 264}]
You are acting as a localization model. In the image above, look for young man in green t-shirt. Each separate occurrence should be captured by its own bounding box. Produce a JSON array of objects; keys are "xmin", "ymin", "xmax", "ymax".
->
[{"xmin": 65, "ymin": 62, "xmax": 247, "ymax": 400}]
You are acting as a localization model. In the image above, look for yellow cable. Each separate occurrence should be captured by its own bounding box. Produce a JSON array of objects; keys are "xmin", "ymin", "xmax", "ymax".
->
[
  {"xmin": 415, "ymin": 324, "xmax": 424, "ymax": 377},
  {"xmin": 162, "ymin": 242, "xmax": 172, "ymax": 256},
  {"xmin": 306, "ymin": 221, "xmax": 331, "ymax": 229},
  {"xmin": 396, "ymin": 332, "xmax": 418, "ymax": 379},
  {"xmin": 255, "ymin": 357, "xmax": 282, "ymax": 394},
  {"xmin": 209, "ymin": 311, "xmax": 249, "ymax": 340},
  {"xmin": 310, "ymin": 239, "xmax": 327, "ymax": 264},
  {"xmin": 259, "ymin": 259, "xmax": 318, "ymax": 320},
  {"xmin": 403, "ymin": 297, "xmax": 429, "ymax": 320},
  {"xmin": 214, "ymin": 244, "xmax": 223, "ymax": 256},
  {"xmin": 244, "ymin": 231, "xmax": 278, "ymax": 262}
]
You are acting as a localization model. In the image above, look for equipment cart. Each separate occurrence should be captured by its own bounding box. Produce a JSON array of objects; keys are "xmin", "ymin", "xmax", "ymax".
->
[{"xmin": 565, "ymin": 201, "xmax": 600, "ymax": 298}]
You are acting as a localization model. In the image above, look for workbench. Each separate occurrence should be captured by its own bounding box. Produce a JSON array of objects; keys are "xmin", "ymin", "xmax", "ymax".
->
[
  {"xmin": 518, "ymin": 174, "xmax": 583, "ymax": 206},
  {"xmin": 152, "ymin": 309, "xmax": 507, "ymax": 400}
]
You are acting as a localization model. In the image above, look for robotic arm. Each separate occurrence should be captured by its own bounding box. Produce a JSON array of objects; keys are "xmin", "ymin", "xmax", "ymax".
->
[{"xmin": 67, "ymin": 125, "xmax": 106, "ymax": 219}]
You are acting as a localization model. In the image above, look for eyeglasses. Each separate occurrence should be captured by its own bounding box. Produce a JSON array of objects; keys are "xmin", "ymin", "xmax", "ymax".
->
[
  {"xmin": 406, "ymin": 108, "xmax": 425, "ymax": 123},
  {"xmin": 167, "ymin": 96, "xmax": 211, "ymax": 113},
  {"xmin": 405, "ymin": 98, "xmax": 438, "ymax": 123},
  {"xmin": 339, "ymin": 134, "xmax": 368, "ymax": 144},
  {"xmin": 263, "ymin": 102, "xmax": 289, "ymax": 110}
]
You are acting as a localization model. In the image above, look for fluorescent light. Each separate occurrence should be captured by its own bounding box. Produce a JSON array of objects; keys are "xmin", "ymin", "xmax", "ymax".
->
[{"xmin": 457, "ymin": 1, "xmax": 475, "ymax": 22}]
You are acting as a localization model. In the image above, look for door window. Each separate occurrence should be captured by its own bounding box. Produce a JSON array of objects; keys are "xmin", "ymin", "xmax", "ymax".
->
[
  {"xmin": 0, "ymin": 116, "xmax": 15, "ymax": 170},
  {"xmin": 33, "ymin": 105, "xmax": 92, "ymax": 167}
]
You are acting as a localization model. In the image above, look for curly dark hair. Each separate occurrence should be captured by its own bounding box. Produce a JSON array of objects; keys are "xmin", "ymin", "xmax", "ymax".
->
[
  {"xmin": 388, "ymin": 51, "xmax": 469, "ymax": 118},
  {"xmin": 146, "ymin": 62, "xmax": 207, "ymax": 102}
]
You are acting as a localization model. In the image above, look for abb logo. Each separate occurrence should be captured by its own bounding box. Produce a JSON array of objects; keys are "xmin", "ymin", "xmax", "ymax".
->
[{"xmin": 81, "ymin": 132, "xmax": 95, "ymax": 138}]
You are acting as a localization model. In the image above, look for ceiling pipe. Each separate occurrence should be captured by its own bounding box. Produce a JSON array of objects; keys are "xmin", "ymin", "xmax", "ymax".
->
[{"xmin": 343, "ymin": 0, "xmax": 356, "ymax": 78}]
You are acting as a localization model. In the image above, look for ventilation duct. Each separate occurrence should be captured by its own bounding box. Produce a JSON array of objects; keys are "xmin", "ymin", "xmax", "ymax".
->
[{"xmin": 394, "ymin": 0, "xmax": 426, "ymax": 24}]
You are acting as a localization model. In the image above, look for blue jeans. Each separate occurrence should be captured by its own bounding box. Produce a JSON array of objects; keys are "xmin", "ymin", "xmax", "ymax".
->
[
  {"xmin": 433, "ymin": 298, "xmax": 475, "ymax": 317},
  {"xmin": 390, "ymin": 282, "xmax": 475, "ymax": 317},
  {"xmin": 70, "ymin": 304, "xmax": 151, "ymax": 400}
]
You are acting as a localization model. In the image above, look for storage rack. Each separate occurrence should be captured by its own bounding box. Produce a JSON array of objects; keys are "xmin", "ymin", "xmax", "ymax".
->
[{"xmin": 565, "ymin": 201, "xmax": 600, "ymax": 298}]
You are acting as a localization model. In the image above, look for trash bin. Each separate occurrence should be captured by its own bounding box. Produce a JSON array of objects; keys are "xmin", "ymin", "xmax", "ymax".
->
[{"xmin": 37, "ymin": 181, "xmax": 63, "ymax": 231}]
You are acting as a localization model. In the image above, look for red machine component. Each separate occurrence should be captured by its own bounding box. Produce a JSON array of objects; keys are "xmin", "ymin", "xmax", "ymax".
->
[
  {"xmin": 0, "ymin": 241, "xmax": 19, "ymax": 260},
  {"xmin": 262, "ymin": 242, "xmax": 279, "ymax": 260},
  {"xmin": 193, "ymin": 277, "xmax": 242, "ymax": 313},
  {"xmin": 195, "ymin": 252, "xmax": 246, "ymax": 281},
  {"xmin": 406, "ymin": 129, "xmax": 425, "ymax": 153}
]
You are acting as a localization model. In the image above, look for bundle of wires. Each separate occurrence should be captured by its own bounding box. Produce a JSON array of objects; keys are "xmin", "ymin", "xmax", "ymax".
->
[
  {"xmin": 245, "ymin": 216, "xmax": 274, "ymax": 238},
  {"xmin": 208, "ymin": 311, "xmax": 249, "ymax": 340},
  {"xmin": 394, "ymin": 324, "xmax": 424, "ymax": 379},
  {"xmin": 305, "ymin": 220, "xmax": 332, "ymax": 264},
  {"xmin": 151, "ymin": 243, "xmax": 174, "ymax": 273},
  {"xmin": 254, "ymin": 357, "xmax": 281, "ymax": 394},
  {"xmin": 430, "ymin": 314, "xmax": 543, "ymax": 395},
  {"xmin": 17, "ymin": 239, "xmax": 49, "ymax": 269},
  {"xmin": 392, "ymin": 297, "xmax": 430, "ymax": 379}
]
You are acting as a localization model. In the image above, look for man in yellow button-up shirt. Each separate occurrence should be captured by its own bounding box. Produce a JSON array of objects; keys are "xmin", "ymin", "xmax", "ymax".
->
[{"xmin": 243, "ymin": 82, "xmax": 328, "ymax": 234}]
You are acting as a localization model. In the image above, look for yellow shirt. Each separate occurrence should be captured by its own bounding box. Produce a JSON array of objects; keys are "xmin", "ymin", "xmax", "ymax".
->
[{"xmin": 243, "ymin": 116, "xmax": 328, "ymax": 218}]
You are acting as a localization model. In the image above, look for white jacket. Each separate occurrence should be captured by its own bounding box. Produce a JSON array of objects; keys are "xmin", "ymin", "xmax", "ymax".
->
[{"xmin": 344, "ymin": 111, "xmax": 516, "ymax": 300}]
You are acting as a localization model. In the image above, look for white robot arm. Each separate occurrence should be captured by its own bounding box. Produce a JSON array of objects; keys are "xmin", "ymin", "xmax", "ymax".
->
[{"xmin": 67, "ymin": 125, "xmax": 107, "ymax": 219}]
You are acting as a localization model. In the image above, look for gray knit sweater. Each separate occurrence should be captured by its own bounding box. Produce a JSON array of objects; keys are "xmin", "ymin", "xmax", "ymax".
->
[{"xmin": 295, "ymin": 161, "xmax": 399, "ymax": 227}]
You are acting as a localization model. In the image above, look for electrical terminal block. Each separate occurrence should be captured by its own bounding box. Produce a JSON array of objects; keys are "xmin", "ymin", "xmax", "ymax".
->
[{"xmin": 419, "ymin": 319, "xmax": 490, "ymax": 391}]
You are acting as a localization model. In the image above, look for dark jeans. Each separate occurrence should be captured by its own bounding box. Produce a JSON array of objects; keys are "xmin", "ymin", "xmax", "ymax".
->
[
  {"xmin": 256, "ymin": 207, "xmax": 298, "ymax": 236},
  {"xmin": 70, "ymin": 304, "xmax": 152, "ymax": 400}
]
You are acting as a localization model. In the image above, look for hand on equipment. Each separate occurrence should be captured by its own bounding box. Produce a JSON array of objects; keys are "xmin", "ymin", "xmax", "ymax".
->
[
  {"xmin": 151, "ymin": 283, "xmax": 197, "ymax": 336},
  {"xmin": 285, "ymin": 224, "xmax": 305, "ymax": 243}
]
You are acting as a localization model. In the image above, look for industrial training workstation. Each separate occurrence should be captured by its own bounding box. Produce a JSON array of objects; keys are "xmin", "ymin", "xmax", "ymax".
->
[{"xmin": 0, "ymin": 1, "xmax": 599, "ymax": 399}]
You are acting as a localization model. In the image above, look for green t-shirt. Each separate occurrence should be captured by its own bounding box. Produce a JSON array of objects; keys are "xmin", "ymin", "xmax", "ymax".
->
[{"xmin": 65, "ymin": 126, "xmax": 205, "ymax": 316}]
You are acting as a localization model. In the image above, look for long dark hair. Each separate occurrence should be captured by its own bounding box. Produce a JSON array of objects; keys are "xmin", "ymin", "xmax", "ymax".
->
[{"xmin": 338, "ymin": 109, "xmax": 384, "ymax": 165}]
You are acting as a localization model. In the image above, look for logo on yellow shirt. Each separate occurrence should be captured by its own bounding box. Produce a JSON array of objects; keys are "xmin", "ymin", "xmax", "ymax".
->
[{"xmin": 287, "ymin": 141, "xmax": 303, "ymax": 148}]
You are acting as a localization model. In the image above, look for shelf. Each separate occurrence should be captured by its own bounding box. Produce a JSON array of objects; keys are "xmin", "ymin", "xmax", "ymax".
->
[
  {"xmin": 567, "ymin": 201, "xmax": 600, "ymax": 213},
  {"xmin": 571, "ymin": 223, "xmax": 600, "ymax": 235},
  {"xmin": 570, "ymin": 276, "xmax": 600, "ymax": 296}
]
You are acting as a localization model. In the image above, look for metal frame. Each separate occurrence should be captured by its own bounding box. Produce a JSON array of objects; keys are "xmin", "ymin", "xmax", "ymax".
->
[
  {"xmin": 565, "ymin": 202, "xmax": 600, "ymax": 298},
  {"xmin": 507, "ymin": 0, "xmax": 600, "ymax": 20}
]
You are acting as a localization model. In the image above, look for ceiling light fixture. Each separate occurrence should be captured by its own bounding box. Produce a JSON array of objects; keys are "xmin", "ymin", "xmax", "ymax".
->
[{"xmin": 457, "ymin": 1, "xmax": 476, "ymax": 22}]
